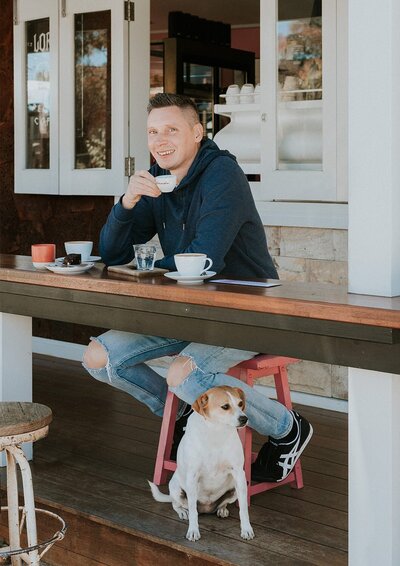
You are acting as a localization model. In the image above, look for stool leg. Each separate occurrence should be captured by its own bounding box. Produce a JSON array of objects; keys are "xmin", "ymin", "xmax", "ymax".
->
[
  {"xmin": 11, "ymin": 446, "xmax": 40, "ymax": 566},
  {"xmin": 6, "ymin": 448, "xmax": 22, "ymax": 566},
  {"xmin": 274, "ymin": 365, "xmax": 293, "ymax": 409},
  {"xmin": 293, "ymin": 461, "xmax": 304, "ymax": 489},
  {"xmin": 153, "ymin": 392, "xmax": 179, "ymax": 485},
  {"xmin": 274, "ymin": 366, "xmax": 304, "ymax": 490}
]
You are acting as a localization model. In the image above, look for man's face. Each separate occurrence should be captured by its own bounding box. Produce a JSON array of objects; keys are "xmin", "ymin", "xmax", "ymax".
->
[{"xmin": 147, "ymin": 106, "xmax": 202, "ymax": 178}]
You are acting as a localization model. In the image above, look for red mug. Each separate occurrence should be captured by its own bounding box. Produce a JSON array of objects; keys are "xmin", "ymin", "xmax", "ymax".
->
[{"xmin": 31, "ymin": 243, "xmax": 56, "ymax": 264}]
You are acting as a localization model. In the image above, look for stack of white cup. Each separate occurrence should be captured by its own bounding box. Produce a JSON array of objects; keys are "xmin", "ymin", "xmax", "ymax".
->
[{"xmin": 225, "ymin": 83, "xmax": 260, "ymax": 104}]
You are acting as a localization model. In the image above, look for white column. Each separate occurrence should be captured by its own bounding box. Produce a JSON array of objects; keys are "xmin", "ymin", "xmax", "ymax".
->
[
  {"xmin": 0, "ymin": 313, "xmax": 33, "ymax": 463},
  {"xmin": 349, "ymin": 370, "xmax": 400, "ymax": 564},
  {"xmin": 348, "ymin": 1, "xmax": 400, "ymax": 564},
  {"xmin": 348, "ymin": 0, "xmax": 400, "ymax": 296}
]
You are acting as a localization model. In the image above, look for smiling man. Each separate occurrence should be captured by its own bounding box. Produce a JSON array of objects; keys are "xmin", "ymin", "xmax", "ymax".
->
[
  {"xmin": 98, "ymin": 93, "xmax": 278, "ymax": 276},
  {"xmin": 83, "ymin": 93, "xmax": 313, "ymax": 483}
]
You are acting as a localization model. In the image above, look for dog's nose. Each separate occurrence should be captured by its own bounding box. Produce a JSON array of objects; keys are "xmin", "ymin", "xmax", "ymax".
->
[{"xmin": 238, "ymin": 415, "xmax": 248, "ymax": 427}]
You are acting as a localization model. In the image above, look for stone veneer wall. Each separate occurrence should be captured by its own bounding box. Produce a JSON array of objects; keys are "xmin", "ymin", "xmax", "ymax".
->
[{"xmin": 262, "ymin": 226, "xmax": 349, "ymax": 401}]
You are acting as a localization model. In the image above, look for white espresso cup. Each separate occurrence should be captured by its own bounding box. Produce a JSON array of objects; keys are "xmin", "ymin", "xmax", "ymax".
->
[
  {"xmin": 225, "ymin": 84, "xmax": 240, "ymax": 104},
  {"xmin": 155, "ymin": 175, "xmax": 177, "ymax": 193},
  {"xmin": 240, "ymin": 83, "xmax": 255, "ymax": 104},
  {"xmin": 174, "ymin": 253, "xmax": 213, "ymax": 277},
  {"xmin": 64, "ymin": 241, "xmax": 93, "ymax": 262}
]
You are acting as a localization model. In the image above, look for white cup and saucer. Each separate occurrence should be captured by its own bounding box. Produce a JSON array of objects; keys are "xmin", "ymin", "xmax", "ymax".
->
[
  {"xmin": 55, "ymin": 241, "xmax": 101, "ymax": 264},
  {"xmin": 164, "ymin": 253, "xmax": 216, "ymax": 285}
]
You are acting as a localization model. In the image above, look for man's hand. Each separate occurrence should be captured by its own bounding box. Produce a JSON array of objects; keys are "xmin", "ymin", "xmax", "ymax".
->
[{"xmin": 122, "ymin": 170, "xmax": 161, "ymax": 209}]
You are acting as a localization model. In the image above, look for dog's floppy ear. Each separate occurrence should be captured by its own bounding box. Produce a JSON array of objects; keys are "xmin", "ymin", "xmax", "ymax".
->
[
  {"xmin": 192, "ymin": 393, "xmax": 209, "ymax": 416},
  {"xmin": 233, "ymin": 387, "xmax": 246, "ymax": 411}
]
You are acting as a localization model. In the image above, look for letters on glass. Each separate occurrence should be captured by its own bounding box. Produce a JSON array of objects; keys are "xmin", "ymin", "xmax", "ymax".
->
[{"xmin": 26, "ymin": 18, "xmax": 50, "ymax": 169}]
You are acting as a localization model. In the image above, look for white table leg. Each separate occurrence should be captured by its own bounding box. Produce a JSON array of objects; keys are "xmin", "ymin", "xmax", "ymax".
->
[
  {"xmin": 349, "ymin": 368, "xmax": 400, "ymax": 565},
  {"xmin": 0, "ymin": 313, "xmax": 33, "ymax": 465}
]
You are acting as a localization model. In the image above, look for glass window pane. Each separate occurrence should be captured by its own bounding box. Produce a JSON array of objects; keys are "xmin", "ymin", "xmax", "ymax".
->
[
  {"xmin": 277, "ymin": 0, "xmax": 322, "ymax": 170},
  {"xmin": 183, "ymin": 63, "xmax": 213, "ymax": 138},
  {"xmin": 74, "ymin": 10, "xmax": 111, "ymax": 169},
  {"xmin": 150, "ymin": 42, "xmax": 164, "ymax": 97},
  {"xmin": 26, "ymin": 18, "xmax": 50, "ymax": 169}
]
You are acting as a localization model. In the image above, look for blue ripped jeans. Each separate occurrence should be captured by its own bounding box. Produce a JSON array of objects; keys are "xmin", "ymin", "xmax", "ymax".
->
[{"xmin": 83, "ymin": 330, "xmax": 292, "ymax": 438}]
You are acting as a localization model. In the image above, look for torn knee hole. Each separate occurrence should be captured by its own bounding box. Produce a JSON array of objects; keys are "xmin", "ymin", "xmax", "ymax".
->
[
  {"xmin": 167, "ymin": 356, "xmax": 195, "ymax": 387},
  {"xmin": 83, "ymin": 340, "xmax": 108, "ymax": 369}
]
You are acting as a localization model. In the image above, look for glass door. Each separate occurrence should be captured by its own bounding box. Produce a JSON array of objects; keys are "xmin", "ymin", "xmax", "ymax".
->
[
  {"xmin": 14, "ymin": 0, "xmax": 59, "ymax": 194},
  {"xmin": 59, "ymin": 0, "xmax": 127, "ymax": 195},
  {"xmin": 15, "ymin": 0, "xmax": 150, "ymax": 195}
]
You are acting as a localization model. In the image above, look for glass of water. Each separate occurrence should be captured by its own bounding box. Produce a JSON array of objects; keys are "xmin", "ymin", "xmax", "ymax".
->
[{"xmin": 134, "ymin": 244, "xmax": 157, "ymax": 271}]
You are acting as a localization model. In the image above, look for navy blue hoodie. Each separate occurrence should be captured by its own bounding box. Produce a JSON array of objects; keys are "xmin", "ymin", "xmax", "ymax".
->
[{"xmin": 99, "ymin": 139, "xmax": 278, "ymax": 279}]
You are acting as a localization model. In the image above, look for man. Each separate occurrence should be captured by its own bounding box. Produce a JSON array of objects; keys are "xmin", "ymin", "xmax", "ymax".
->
[{"xmin": 83, "ymin": 93, "xmax": 313, "ymax": 482}]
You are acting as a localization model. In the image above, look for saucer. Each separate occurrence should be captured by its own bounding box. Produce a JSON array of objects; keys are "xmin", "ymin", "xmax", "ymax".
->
[
  {"xmin": 32, "ymin": 261, "xmax": 53, "ymax": 270},
  {"xmin": 164, "ymin": 271, "xmax": 216, "ymax": 285},
  {"xmin": 56, "ymin": 255, "xmax": 101, "ymax": 263},
  {"xmin": 46, "ymin": 262, "xmax": 95, "ymax": 275}
]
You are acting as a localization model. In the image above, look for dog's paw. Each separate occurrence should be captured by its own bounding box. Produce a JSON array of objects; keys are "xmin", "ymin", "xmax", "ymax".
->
[
  {"xmin": 172, "ymin": 503, "xmax": 189, "ymax": 520},
  {"xmin": 186, "ymin": 527, "xmax": 201, "ymax": 542},
  {"xmin": 217, "ymin": 507, "xmax": 229, "ymax": 518},
  {"xmin": 240, "ymin": 526, "xmax": 255, "ymax": 540},
  {"xmin": 177, "ymin": 508, "xmax": 189, "ymax": 520}
]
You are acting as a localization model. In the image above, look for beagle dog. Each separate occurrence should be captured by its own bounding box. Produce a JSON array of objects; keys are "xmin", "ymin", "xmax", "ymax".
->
[{"xmin": 148, "ymin": 386, "xmax": 255, "ymax": 542}]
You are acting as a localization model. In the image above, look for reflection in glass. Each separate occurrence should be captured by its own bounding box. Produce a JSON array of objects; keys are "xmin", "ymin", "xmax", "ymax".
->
[
  {"xmin": 150, "ymin": 42, "xmax": 164, "ymax": 97},
  {"xmin": 277, "ymin": 0, "xmax": 322, "ymax": 170},
  {"xmin": 75, "ymin": 11, "xmax": 111, "ymax": 169},
  {"xmin": 26, "ymin": 18, "xmax": 50, "ymax": 169},
  {"xmin": 183, "ymin": 63, "xmax": 213, "ymax": 138}
]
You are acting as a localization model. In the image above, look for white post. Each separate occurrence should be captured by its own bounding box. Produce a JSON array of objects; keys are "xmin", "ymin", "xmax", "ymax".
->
[
  {"xmin": 348, "ymin": 0, "xmax": 400, "ymax": 564},
  {"xmin": 0, "ymin": 313, "xmax": 33, "ymax": 464},
  {"xmin": 349, "ymin": 370, "xmax": 400, "ymax": 563}
]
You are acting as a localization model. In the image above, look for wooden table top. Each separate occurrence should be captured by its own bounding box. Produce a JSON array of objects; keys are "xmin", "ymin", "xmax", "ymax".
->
[{"xmin": 1, "ymin": 254, "xmax": 400, "ymax": 329}]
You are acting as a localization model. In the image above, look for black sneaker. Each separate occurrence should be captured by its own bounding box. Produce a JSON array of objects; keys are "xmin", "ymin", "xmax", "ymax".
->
[
  {"xmin": 170, "ymin": 405, "xmax": 193, "ymax": 461},
  {"xmin": 251, "ymin": 410, "xmax": 313, "ymax": 482}
]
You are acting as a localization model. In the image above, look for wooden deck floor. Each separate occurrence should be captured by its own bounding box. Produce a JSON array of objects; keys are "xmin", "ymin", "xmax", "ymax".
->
[{"xmin": 1, "ymin": 355, "xmax": 348, "ymax": 565}]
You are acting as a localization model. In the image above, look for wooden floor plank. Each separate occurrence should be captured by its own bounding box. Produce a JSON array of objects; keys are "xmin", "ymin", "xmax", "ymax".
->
[{"xmin": 10, "ymin": 354, "xmax": 349, "ymax": 565}]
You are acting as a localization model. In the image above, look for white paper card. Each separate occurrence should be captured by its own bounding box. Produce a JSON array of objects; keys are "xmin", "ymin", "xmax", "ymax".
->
[{"xmin": 212, "ymin": 279, "xmax": 281, "ymax": 288}]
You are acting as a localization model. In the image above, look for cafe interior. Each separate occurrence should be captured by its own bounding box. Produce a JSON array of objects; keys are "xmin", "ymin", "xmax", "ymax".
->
[{"xmin": 0, "ymin": 0, "xmax": 400, "ymax": 564}]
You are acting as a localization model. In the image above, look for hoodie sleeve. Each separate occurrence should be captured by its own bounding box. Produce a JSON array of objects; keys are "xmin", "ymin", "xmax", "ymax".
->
[
  {"xmin": 154, "ymin": 158, "xmax": 248, "ymax": 273},
  {"xmin": 99, "ymin": 196, "xmax": 157, "ymax": 266}
]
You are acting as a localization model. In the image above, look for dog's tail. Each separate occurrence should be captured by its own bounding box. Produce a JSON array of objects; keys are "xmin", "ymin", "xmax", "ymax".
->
[{"xmin": 147, "ymin": 480, "xmax": 173, "ymax": 503}]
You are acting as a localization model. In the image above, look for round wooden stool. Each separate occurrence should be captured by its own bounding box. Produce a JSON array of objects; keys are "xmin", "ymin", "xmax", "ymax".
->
[{"xmin": 0, "ymin": 403, "xmax": 66, "ymax": 565}]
